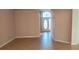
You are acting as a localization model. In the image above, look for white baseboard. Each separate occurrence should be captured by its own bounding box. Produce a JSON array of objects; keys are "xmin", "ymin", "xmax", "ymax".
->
[
  {"xmin": 16, "ymin": 36, "xmax": 40, "ymax": 38},
  {"xmin": 71, "ymin": 43, "xmax": 79, "ymax": 45},
  {"xmin": 54, "ymin": 40, "xmax": 70, "ymax": 44},
  {"xmin": 0, "ymin": 37, "xmax": 15, "ymax": 48}
]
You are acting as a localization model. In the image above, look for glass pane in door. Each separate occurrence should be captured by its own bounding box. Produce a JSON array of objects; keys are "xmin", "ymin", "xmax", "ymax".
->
[{"xmin": 44, "ymin": 19, "xmax": 48, "ymax": 30}]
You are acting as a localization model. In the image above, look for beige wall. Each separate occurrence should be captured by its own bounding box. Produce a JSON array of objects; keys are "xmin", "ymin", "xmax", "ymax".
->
[
  {"xmin": 71, "ymin": 9, "xmax": 79, "ymax": 45},
  {"xmin": 0, "ymin": 10, "xmax": 15, "ymax": 46},
  {"xmin": 53, "ymin": 9, "xmax": 72, "ymax": 43},
  {"xmin": 15, "ymin": 10, "xmax": 40, "ymax": 37}
]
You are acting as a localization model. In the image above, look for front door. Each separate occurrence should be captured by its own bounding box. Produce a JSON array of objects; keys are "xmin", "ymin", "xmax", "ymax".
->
[{"xmin": 41, "ymin": 18, "xmax": 50, "ymax": 32}]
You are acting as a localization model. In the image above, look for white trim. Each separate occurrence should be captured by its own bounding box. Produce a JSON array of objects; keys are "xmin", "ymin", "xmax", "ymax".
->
[
  {"xmin": 54, "ymin": 40, "xmax": 70, "ymax": 44},
  {"xmin": 71, "ymin": 43, "xmax": 79, "ymax": 45},
  {"xmin": 0, "ymin": 37, "xmax": 15, "ymax": 48},
  {"xmin": 16, "ymin": 36, "xmax": 40, "ymax": 38}
]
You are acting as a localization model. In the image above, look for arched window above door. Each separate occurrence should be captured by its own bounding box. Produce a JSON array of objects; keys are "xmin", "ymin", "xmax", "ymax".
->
[{"xmin": 42, "ymin": 11, "xmax": 51, "ymax": 18}]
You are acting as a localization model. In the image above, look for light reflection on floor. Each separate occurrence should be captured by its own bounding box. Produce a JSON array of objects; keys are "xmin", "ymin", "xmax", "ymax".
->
[{"xmin": 40, "ymin": 32, "xmax": 53, "ymax": 50}]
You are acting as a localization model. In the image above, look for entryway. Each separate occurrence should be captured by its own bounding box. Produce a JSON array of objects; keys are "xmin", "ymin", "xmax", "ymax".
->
[{"xmin": 40, "ymin": 9, "xmax": 54, "ymax": 49}]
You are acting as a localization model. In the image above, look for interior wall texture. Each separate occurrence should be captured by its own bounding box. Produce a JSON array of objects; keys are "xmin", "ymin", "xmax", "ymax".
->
[
  {"xmin": 71, "ymin": 9, "xmax": 79, "ymax": 45},
  {"xmin": 14, "ymin": 10, "xmax": 40, "ymax": 37},
  {"xmin": 53, "ymin": 9, "xmax": 72, "ymax": 43},
  {"xmin": 0, "ymin": 10, "xmax": 15, "ymax": 46}
]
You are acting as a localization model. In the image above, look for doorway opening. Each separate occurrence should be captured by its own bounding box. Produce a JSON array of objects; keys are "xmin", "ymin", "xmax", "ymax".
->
[
  {"xmin": 40, "ymin": 9, "xmax": 54, "ymax": 49},
  {"xmin": 40, "ymin": 10, "xmax": 52, "ymax": 32}
]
